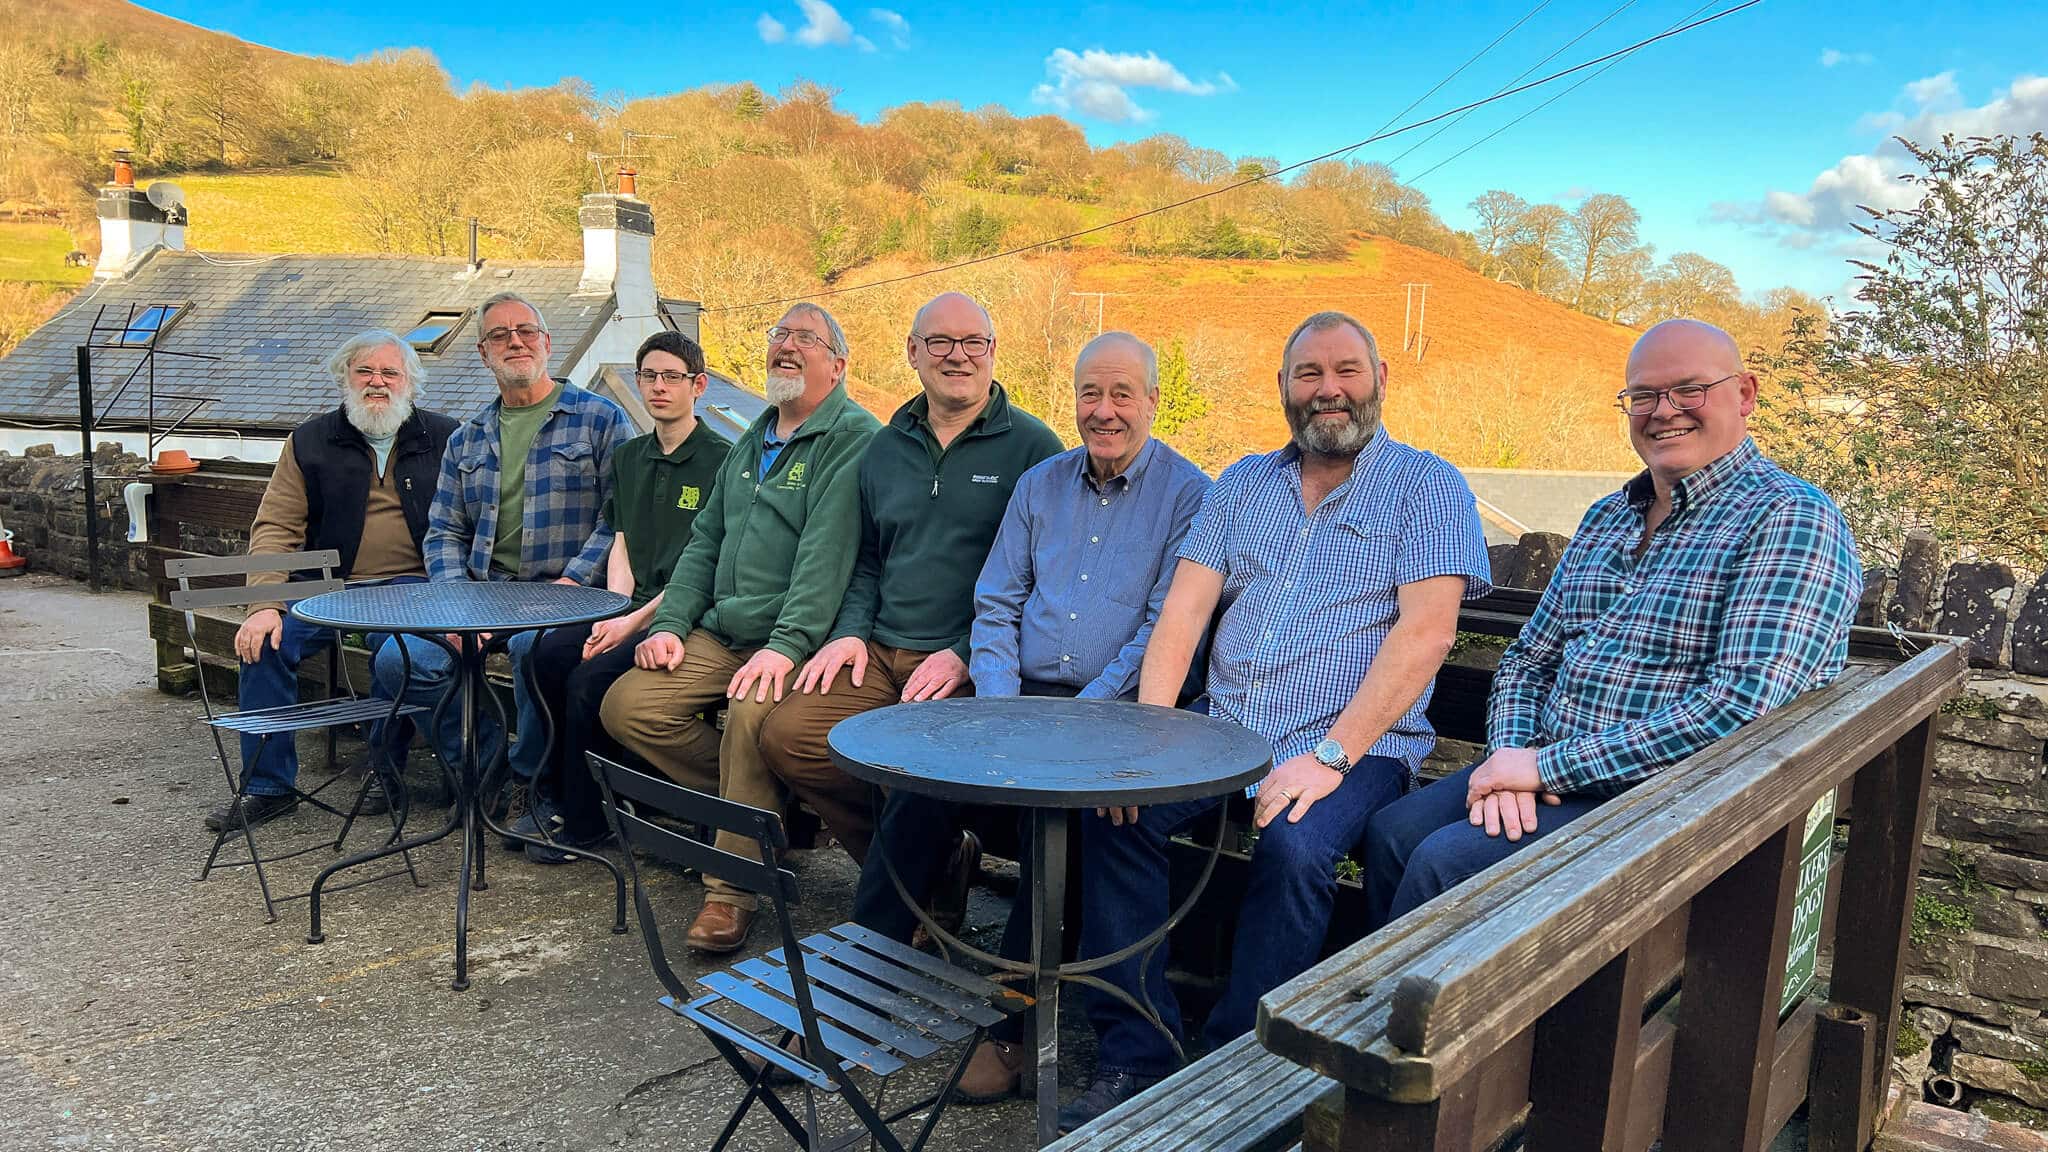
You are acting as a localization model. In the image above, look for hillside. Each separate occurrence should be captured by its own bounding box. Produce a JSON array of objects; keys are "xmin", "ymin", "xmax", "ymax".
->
[{"xmin": 0, "ymin": 0, "xmax": 304, "ymax": 59}]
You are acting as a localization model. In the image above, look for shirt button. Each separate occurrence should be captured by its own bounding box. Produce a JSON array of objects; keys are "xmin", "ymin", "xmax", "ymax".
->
[
  {"xmin": 1099, "ymin": 498, "xmax": 1109, "ymax": 506},
  {"xmin": 1090, "ymin": 536, "xmax": 1099, "ymax": 544},
  {"xmin": 1069, "ymin": 613, "xmax": 1078, "ymax": 620},
  {"xmin": 1061, "ymin": 654, "xmax": 1072, "ymax": 663},
  {"xmin": 1080, "ymin": 574, "xmax": 1088, "ymax": 582}
]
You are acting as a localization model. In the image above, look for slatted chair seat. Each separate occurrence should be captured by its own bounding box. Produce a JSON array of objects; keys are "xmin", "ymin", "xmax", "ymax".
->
[
  {"xmin": 207, "ymin": 695, "xmax": 426, "ymax": 736},
  {"xmin": 591, "ymin": 753, "xmax": 1030, "ymax": 1152}
]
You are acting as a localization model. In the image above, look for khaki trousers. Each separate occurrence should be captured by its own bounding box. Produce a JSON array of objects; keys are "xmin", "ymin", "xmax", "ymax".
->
[
  {"xmin": 599, "ymin": 630, "xmax": 778, "ymax": 912},
  {"xmin": 758, "ymin": 641, "xmax": 972, "ymax": 865}
]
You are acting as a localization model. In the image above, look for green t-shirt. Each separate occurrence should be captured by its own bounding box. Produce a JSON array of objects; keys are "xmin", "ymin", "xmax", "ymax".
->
[
  {"xmin": 490, "ymin": 382, "xmax": 563, "ymax": 575},
  {"xmin": 601, "ymin": 420, "xmax": 732, "ymax": 606}
]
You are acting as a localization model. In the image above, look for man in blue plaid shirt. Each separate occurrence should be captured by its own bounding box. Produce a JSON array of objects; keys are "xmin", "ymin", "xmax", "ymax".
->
[
  {"xmin": 1060, "ymin": 312, "xmax": 1494, "ymax": 1132},
  {"xmin": 371, "ymin": 292, "xmax": 633, "ymax": 794},
  {"xmin": 1363, "ymin": 318, "xmax": 1862, "ymax": 930}
]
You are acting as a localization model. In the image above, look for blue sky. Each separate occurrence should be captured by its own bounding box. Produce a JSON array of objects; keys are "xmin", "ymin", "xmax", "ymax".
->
[{"xmin": 146, "ymin": 0, "xmax": 2048, "ymax": 301}]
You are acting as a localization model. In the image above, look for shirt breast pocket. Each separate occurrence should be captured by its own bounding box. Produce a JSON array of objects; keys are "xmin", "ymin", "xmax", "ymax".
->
[
  {"xmin": 456, "ymin": 453, "xmax": 489, "ymax": 503},
  {"xmin": 1333, "ymin": 524, "xmax": 1402, "ymax": 601},
  {"xmin": 546, "ymin": 440, "xmax": 596, "ymax": 490}
]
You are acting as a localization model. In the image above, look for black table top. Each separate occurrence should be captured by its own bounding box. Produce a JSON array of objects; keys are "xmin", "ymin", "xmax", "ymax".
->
[
  {"xmin": 291, "ymin": 581, "xmax": 631, "ymax": 635},
  {"xmin": 828, "ymin": 697, "xmax": 1272, "ymax": 808}
]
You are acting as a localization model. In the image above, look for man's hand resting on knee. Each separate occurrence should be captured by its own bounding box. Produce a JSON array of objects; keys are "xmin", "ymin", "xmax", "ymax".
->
[{"xmin": 1464, "ymin": 747, "xmax": 1560, "ymax": 842}]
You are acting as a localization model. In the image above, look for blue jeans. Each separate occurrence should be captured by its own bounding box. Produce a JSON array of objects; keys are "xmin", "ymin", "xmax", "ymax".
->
[
  {"xmin": 1361, "ymin": 763, "xmax": 1606, "ymax": 932},
  {"xmin": 369, "ymin": 630, "xmax": 517, "ymax": 780},
  {"xmin": 1079, "ymin": 753, "xmax": 1405, "ymax": 1078},
  {"xmin": 235, "ymin": 575, "xmax": 419, "ymax": 797}
]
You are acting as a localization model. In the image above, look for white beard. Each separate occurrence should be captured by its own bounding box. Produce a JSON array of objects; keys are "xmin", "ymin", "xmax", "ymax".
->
[
  {"xmin": 764, "ymin": 371, "xmax": 806, "ymax": 406},
  {"xmin": 344, "ymin": 388, "xmax": 415, "ymax": 439}
]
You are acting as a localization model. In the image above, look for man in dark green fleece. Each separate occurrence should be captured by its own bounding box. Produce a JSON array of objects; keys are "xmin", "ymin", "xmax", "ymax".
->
[
  {"xmin": 599, "ymin": 301, "xmax": 880, "ymax": 952},
  {"xmin": 759, "ymin": 291, "xmax": 1062, "ymax": 868}
]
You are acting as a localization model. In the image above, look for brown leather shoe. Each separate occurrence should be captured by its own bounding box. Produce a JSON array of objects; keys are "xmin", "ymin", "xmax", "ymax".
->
[
  {"xmin": 686, "ymin": 901, "xmax": 754, "ymax": 953},
  {"xmin": 955, "ymin": 1037, "xmax": 1027, "ymax": 1104}
]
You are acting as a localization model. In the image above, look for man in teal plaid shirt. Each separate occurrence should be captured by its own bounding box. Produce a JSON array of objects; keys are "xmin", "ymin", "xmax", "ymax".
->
[{"xmin": 1364, "ymin": 318, "xmax": 1864, "ymax": 929}]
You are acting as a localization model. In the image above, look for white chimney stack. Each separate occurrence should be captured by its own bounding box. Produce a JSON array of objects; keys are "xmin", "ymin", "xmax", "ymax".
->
[
  {"xmin": 94, "ymin": 153, "xmax": 186, "ymax": 280},
  {"xmin": 578, "ymin": 172, "xmax": 655, "ymax": 316}
]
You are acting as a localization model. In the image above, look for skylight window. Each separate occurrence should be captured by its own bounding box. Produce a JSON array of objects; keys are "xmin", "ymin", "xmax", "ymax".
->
[
  {"xmin": 405, "ymin": 310, "xmax": 467, "ymax": 353},
  {"xmin": 108, "ymin": 304, "xmax": 181, "ymax": 347}
]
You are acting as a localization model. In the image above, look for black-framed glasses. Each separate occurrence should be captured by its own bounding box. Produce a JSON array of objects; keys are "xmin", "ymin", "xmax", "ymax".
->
[
  {"xmin": 766, "ymin": 325, "xmax": 837, "ymax": 352},
  {"xmin": 635, "ymin": 368, "xmax": 703, "ymax": 386},
  {"xmin": 1616, "ymin": 373, "xmax": 1739, "ymax": 416},
  {"xmin": 913, "ymin": 333, "xmax": 993, "ymax": 358},
  {"xmin": 481, "ymin": 324, "xmax": 547, "ymax": 347}
]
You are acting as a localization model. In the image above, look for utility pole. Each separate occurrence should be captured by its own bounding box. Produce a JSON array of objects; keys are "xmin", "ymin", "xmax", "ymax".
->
[
  {"xmin": 1403, "ymin": 283, "xmax": 1430, "ymax": 361},
  {"xmin": 1068, "ymin": 291, "xmax": 1121, "ymax": 337}
]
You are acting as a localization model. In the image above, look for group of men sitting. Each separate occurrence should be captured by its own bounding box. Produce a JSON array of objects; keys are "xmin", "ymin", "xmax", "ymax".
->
[{"xmin": 221, "ymin": 286, "xmax": 1863, "ymax": 1131}]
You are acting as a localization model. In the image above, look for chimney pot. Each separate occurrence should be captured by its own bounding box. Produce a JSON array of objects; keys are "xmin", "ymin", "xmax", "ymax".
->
[
  {"xmin": 111, "ymin": 151, "xmax": 135, "ymax": 188},
  {"xmin": 618, "ymin": 168, "xmax": 638, "ymax": 198}
]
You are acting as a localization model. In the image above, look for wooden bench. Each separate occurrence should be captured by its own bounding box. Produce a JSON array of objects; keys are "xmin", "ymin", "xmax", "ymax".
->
[{"xmin": 1054, "ymin": 641, "xmax": 1969, "ymax": 1152}]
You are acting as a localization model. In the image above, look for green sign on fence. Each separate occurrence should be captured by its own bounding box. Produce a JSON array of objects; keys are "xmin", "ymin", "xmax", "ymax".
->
[{"xmin": 1781, "ymin": 790, "xmax": 1837, "ymax": 1019}]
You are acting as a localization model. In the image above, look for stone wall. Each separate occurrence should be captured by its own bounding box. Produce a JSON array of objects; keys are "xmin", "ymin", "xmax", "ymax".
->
[{"xmin": 0, "ymin": 443, "xmax": 160, "ymax": 591}]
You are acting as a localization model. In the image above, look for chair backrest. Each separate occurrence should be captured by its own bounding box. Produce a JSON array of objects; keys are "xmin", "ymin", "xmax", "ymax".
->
[
  {"xmin": 166, "ymin": 550, "xmax": 345, "ymax": 717},
  {"xmin": 165, "ymin": 549, "xmax": 345, "ymax": 612},
  {"xmin": 588, "ymin": 752, "xmax": 799, "ymax": 906}
]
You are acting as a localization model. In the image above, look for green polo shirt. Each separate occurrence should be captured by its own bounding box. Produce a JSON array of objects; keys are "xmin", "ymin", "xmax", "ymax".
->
[{"xmin": 601, "ymin": 420, "xmax": 732, "ymax": 607}]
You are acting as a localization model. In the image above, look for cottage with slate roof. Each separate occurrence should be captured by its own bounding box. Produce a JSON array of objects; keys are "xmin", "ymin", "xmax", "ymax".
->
[{"xmin": 0, "ymin": 164, "xmax": 766, "ymax": 460}]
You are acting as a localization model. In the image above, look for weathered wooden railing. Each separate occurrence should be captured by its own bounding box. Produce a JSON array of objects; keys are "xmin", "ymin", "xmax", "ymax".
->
[{"xmin": 1055, "ymin": 636, "xmax": 1970, "ymax": 1152}]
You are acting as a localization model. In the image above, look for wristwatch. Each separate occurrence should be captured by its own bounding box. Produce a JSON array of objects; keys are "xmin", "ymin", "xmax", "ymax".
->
[{"xmin": 1312, "ymin": 737, "xmax": 1352, "ymax": 775}]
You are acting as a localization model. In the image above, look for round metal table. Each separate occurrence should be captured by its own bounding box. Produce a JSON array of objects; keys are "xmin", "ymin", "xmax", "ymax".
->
[
  {"xmin": 293, "ymin": 581, "xmax": 631, "ymax": 990},
  {"xmin": 828, "ymin": 696, "xmax": 1271, "ymax": 1146}
]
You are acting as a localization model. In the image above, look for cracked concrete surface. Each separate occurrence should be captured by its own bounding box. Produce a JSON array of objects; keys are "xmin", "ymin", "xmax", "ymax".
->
[{"xmin": 0, "ymin": 574, "xmax": 1063, "ymax": 1151}]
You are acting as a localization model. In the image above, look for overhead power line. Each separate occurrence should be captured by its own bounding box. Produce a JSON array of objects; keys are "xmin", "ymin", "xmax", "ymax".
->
[{"xmin": 705, "ymin": 0, "xmax": 1764, "ymax": 315}]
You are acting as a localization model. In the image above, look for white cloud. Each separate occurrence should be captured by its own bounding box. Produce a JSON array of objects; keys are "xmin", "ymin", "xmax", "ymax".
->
[
  {"xmin": 1819, "ymin": 48, "xmax": 1873, "ymax": 68},
  {"xmin": 869, "ymin": 8, "xmax": 911, "ymax": 49},
  {"xmin": 757, "ymin": 0, "xmax": 873, "ymax": 49},
  {"xmin": 1031, "ymin": 48, "xmax": 1234, "ymax": 123},
  {"xmin": 1729, "ymin": 73, "xmax": 2048, "ymax": 241},
  {"xmin": 757, "ymin": 13, "xmax": 788, "ymax": 43}
]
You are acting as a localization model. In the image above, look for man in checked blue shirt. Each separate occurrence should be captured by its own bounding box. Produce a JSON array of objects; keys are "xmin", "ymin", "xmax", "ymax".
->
[
  {"xmin": 1059, "ymin": 311, "xmax": 1493, "ymax": 1132},
  {"xmin": 371, "ymin": 292, "xmax": 633, "ymax": 798},
  {"xmin": 1362, "ymin": 318, "xmax": 1862, "ymax": 930}
]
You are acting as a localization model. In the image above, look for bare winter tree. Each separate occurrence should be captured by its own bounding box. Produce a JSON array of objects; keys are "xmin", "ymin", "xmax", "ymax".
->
[
  {"xmin": 1564, "ymin": 192, "xmax": 1641, "ymax": 309},
  {"xmin": 1468, "ymin": 189, "xmax": 1529, "ymax": 280}
]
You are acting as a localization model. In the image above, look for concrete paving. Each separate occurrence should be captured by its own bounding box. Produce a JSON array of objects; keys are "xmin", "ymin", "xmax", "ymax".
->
[{"xmin": 0, "ymin": 574, "xmax": 1066, "ymax": 1151}]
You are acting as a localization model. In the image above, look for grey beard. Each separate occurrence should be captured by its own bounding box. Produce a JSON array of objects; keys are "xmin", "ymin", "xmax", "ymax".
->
[
  {"xmin": 344, "ymin": 389, "xmax": 414, "ymax": 439},
  {"xmin": 765, "ymin": 371, "xmax": 805, "ymax": 406},
  {"xmin": 1287, "ymin": 396, "xmax": 1381, "ymax": 458}
]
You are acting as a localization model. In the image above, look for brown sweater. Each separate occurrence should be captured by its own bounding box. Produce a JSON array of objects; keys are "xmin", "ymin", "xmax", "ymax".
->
[{"xmin": 247, "ymin": 438, "xmax": 426, "ymax": 614}]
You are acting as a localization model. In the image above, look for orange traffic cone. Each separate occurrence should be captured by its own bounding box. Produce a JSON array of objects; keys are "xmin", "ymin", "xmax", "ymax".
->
[{"xmin": 0, "ymin": 527, "xmax": 24, "ymax": 576}]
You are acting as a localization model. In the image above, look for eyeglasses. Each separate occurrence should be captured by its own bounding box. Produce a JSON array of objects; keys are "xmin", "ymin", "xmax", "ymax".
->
[
  {"xmin": 766, "ymin": 326, "xmax": 837, "ymax": 353},
  {"xmin": 481, "ymin": 324, "xmax": 547, "ymax": 347},
  {"xmin": 635, "ymin": 368, "xmax": 702, "ymax": 386},
  {"xmin": 1615, "ymin": 373, "xmax": 1739, "ymax": 416},
  {"xmin": 350, "ymin": 366, "xmax": 406, "ymax": 384},
  {"xmin": 914, "ymin": 333, "xmax": 993, "ymax": 358}
]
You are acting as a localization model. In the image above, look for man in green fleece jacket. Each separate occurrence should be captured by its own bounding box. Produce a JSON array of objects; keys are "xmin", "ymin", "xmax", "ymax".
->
[
  {"xmin": 759, "ymin": 292, "xmax": 1062, "ymax": 868},
  {"xmin": 599, "ymin": 301, "xmax": 879, "ymax": 952}
]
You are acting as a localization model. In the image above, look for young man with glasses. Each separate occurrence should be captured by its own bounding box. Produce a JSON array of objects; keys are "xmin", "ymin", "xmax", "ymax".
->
[
  {"xmin": 757, "ymin": 291, "xmax": 1062, "ymax": 890},
  {"xmin": 372, "ymin": 292, "xmax": 634, "ymax": 802},
  {"xmin": 601, "ymin": 301, "xmax": 880, "ymax": 952},
  {"xmin": 212, "ymin": 330, "xmax": 458, "ymax": 831},
  {"xmin": 1362, "ymin": 318, "xmax": 1861, "ymax": 929},
  {"xmin": 516, "ymin": 331, "xmax": 732, "ymax": 863}
]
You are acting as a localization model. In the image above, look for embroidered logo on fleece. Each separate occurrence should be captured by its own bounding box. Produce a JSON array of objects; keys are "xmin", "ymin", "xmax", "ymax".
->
[{"xmin": 676, "ymin": 486, "xmax": 701, "ymax": 511}]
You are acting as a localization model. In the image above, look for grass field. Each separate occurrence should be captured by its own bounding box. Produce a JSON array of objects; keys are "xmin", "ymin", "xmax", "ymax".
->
[
  {"xmin": 170, "ymin": 169, "xmax": 378, "ymax": 255},
  {"xmin": 0, "ymin": 222, "xmax": 89, "ymax": 285}
]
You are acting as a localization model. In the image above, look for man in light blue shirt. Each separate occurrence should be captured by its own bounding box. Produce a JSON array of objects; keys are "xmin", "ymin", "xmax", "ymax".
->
[
  {"xmin": 851, "ymin": 331, "xmax": 1210, "ymax": 1103},
  {"xmin": 1059, "ymin": 311, "xmax": 1494, "ymax": 1133}
]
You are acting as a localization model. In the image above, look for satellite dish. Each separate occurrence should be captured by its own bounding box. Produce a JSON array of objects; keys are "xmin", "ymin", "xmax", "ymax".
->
[{"xmin": 146, "ymin": 182, "xmax": 187, "ymax": 221}]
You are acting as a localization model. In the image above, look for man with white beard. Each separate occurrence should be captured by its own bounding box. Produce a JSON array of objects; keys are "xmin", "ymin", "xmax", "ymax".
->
[
  {"xmin": 212, "ymin": 330, "xmax": 459, "ymax": 832},
  {"xmin": 601, "ymin": 301, "xmax": 879, "ymax": 952}
]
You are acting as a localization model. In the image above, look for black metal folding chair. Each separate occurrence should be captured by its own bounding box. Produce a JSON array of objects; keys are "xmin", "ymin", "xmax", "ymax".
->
[
  {"xmin": 590, "ymin": 752, "xmax": 1031, "ymax": 1152},
  {"xmin": 168, "ymin": 550, "xmax": 427, "ymax": 922}
]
